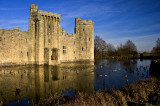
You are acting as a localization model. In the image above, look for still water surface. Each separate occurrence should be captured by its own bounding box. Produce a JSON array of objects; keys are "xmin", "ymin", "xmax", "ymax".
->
[{"xmin": 0, "ymin": 59, "xmax": 151, "ymax": 104}]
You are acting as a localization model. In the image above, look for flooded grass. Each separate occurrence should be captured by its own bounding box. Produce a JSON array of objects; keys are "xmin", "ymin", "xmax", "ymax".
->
[{"xmin": 34, "ymin": 77, "xmax": 160, "ymax": 106}]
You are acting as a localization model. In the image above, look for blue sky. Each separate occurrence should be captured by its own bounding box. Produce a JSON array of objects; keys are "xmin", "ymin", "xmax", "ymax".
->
[{"xmin": 0, "ymin": 0, "xmax": 160, "ymax": 52}]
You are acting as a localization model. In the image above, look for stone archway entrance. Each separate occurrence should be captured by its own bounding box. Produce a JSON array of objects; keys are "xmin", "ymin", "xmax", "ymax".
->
[{"xmin": 51, "ymin": 48, "xmax": 58, "ymax": 60}]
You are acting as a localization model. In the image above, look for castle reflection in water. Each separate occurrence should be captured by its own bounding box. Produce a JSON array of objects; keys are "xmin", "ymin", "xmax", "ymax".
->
[{"xmin": 0, "ymin": 62, "xmax": 94, "ymax": 103}]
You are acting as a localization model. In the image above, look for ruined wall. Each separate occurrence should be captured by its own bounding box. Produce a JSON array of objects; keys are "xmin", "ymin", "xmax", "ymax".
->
[{"xmin": 0, "ymin": 28, "xmax": 29, "ymax": 65}]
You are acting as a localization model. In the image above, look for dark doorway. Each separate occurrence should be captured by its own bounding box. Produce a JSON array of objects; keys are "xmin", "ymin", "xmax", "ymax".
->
[{"xmin": 51, "ymin": 48, "xmax": 58, "ymax": 60}]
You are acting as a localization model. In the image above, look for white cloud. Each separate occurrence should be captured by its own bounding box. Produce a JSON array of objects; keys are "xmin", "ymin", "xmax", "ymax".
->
[
  {"xmin": 0, "ymin": 8, "xmax": 27, "ymax": 11},
  {"xmin": 8, "ymin": 20, "xmax": 28, "ymax": 24},
  {"xmin": 0, "ymin": 19, "xmax": 28, "ymax": 31}
]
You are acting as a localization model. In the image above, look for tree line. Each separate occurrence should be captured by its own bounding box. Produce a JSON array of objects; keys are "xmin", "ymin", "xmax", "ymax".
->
[
  {"xmin": 151, "ymin": 38, "xmax": 160, "ymax": 56},
  {"xmin": 94, "ymin": 35, "xmax": 160, "ymax": 59}
]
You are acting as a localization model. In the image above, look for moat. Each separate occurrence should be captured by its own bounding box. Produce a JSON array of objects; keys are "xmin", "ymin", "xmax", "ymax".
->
[{"xmin": 0, "ymin": 59, "xmax": 151, "ymax": 105}]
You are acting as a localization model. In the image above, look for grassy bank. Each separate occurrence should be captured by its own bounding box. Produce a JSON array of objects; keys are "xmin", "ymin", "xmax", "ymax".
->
[{"xmin": 35, "ymin": 77, "xmax": 160, "ymax": 106}]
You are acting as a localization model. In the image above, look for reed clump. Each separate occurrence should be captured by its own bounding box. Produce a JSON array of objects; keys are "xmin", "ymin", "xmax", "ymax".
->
[{"xmin": 35, "ymin": 77, "xmax": 160, "ymax": 106}]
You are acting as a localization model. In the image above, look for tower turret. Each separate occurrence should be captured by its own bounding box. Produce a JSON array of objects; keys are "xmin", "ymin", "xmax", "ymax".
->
[
  {"xmin": 75, "ymin": 18, "xmax": 94, "ymax": 60},
  {"xmin": 30, "ymin": 4, "xmax": 38, "ymax": 16}
]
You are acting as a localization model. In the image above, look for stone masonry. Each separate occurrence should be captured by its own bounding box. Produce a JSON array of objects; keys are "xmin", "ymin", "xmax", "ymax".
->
[{"xmin": 0, "ymin": 4, "xmax": 94, "ymax": 66}]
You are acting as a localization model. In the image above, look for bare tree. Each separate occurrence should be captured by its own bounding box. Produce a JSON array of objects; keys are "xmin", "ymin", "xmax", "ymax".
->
[
  {"xmin": 94, "ymin": 37, "xmax": 137, "ymax": 59},
  {"xmin": 124, "ymin": 40, "xmax": 137, "ymax": 55},
  {"xmin": 152, "ymin": 38, "xmax": 160, "ymax": 56},
  {"xmin": 117, "ymin": 43, "xmax": 126, "ymax": 56},
  {"xmin": 156, "ymin": 38, "xmax": 160, "ymax": 47},
  {"xmin": 117, "ymin": 40, "xmax": 137, "ymax": 57},
  {"xmin": 106, "ymin": 43, "xmax": 116, "ymax": 56},
  {"xmin": 94, "ymin": 36, "xmax": 107, "ymax": 59}
]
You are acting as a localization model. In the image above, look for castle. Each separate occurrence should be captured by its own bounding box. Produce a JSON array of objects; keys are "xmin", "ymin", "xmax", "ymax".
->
[{"xmin": 0, "ymin": 4, "xmax": 94, "ymax": 66}]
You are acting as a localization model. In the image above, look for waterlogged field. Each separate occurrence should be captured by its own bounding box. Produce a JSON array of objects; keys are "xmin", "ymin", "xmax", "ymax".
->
[{"xmin": 0, "ymin": 59, "xmax": 151, "ymax": 105}]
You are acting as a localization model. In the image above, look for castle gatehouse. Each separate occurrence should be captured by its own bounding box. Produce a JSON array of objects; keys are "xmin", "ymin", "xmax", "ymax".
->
[{"xmin": 0, "ymin": 4, "xmax": 94, "ymax": 66}]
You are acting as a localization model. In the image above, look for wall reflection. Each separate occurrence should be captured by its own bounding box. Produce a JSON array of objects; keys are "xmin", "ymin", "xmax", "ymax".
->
[{"xmin": 0, "ymin": 62, "xmax": 94, "ymax": 104}]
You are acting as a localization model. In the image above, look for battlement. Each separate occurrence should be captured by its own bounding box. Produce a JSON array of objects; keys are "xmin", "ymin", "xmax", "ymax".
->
[
  {"xmin": 76, "ymin": 18, "xmax": 94, "ymax": 25},
  {"xmin": 30, "ymin": 4, "xmax": 38, "ymax": 16},
  {"xmin": 61, "ymin": 29, "xmax": 75, "ymax": 37},
  {"xmin": 30, "ymin": 4, "xmax": 38, "ymax": 10},
  {"xmin": 38, "ymin": 10, "xmax": 61, "ymax": 20},
  {"xmin": 66, "ymin": 33, "xmax": 74, "ymax": 37},
  {"xmin": 14, "ymin": 27, "xmax": 19, "ymax": 31},
  {"xmin": 30, "ymin": 4, "xmax": 61, "ymax": 22},
  {"xmin": 61, "ymin": 29, "xmax": 66, "ymax": 35}
]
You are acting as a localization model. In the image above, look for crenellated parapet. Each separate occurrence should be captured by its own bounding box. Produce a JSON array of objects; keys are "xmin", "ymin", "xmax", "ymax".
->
[
  {"xmin": 30, "ymin": 4, "xmax": 60, "ymax": 22},
  {"xmin": 66, "ymin": 33, "xmax": 74, "ymax": 37},
  {"xmin": 75, "ymin": 18, "xmax": 93, "ymax": 25},
  {"xmin": 61, "ymin": 29, "xmax": 66, "ymax": 35},
  {"xmin": 77, "ymin": 19, "xmax": 94, "ymax": 25},
  {"xmin": 61, "ymin": 29, "xmax": 75, "ymax": 38},
  {"xmin": 38, "ymin": 10, "xmax": 61, "ymax": 21}
]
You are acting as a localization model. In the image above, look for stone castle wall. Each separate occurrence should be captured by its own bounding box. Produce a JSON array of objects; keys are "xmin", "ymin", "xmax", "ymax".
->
[
  {"xmin": 0, "ymin": 4, "xmax": 94, "ymax": 66},
  {"xmin": 59, "ymin": 33, "xmax": 76, "ymax": 62},
  {"xmin": 0, "ymin": 28, "xmax": 29, "ymax": 66}
]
